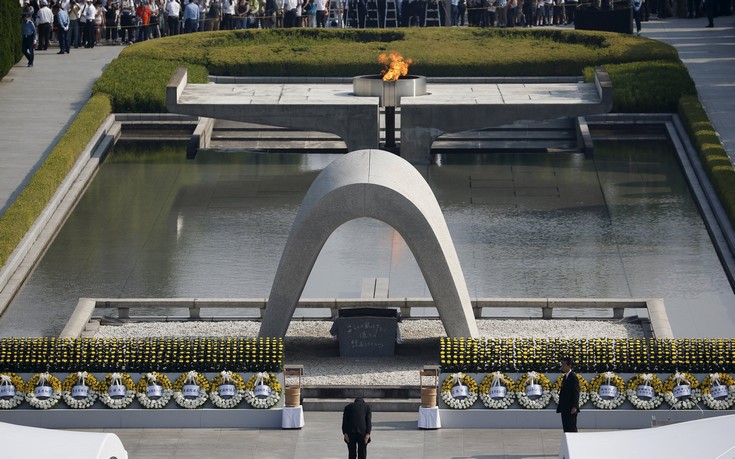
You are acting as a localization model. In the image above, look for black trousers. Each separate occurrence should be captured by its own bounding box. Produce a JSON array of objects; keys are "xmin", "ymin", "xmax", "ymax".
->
[
  {"xmin": 347, "ymin": 432, "xmax": 367, "ymax": 459},
  {"xmin": 561, "ymin": 412, "xmax": 578, "ymax": 432},
  {"xmin": 22, "ymin": 34, "xmax": 34, "ymax": 65},
  {"xmin": 38, "ymin": 22, "xmax": 51, "ymax": 50}
]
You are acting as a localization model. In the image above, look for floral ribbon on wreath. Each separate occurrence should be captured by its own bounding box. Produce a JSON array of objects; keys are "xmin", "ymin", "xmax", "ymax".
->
[
  {"xmin": 185, "ymin": 371, "xmax": 198, "ymax": 385},
  {"xmin": 527, "ymin": 371, "xmax": 539, "ymax": 386},
  {"xmin": 674, "ymin": 372, "xmax": 687, "ymax": 386},
  {"xmin": 220, "ymin": 371, "xmax": 233, "ymax": 384},
  {"xmin": 38, "ymin": 372, "xmax": 50, "ymax": 387},
  {"xmin": 77, "ymin": 371, "xmax": 89, "ymax": 387},
  {"xmin": 709, "ymin": 373, "xmax": 722, "ymax": 387},
  {"xmin": 451, "ymin": 372, "xmax": 465, "ymax": 387},
  {"xmin": 640, "ymin": 373, "xmax": 653, "ymax": 387},
  {"xmin": 146, "ymin": 372, "xmax": 158, "ymax": 384},
  {"xmin": 491, "ymin": 372, "xmax": 503, "ymax": 388},
  {"xmin": 111, "ymin": 373, "xmax": 124, "ymax": 387},
  {"xmin": 255, "ymin": 372, "xmax": 269, "ymax": 387},
  {"xmin": 604, "ymin": 371, "xmax": 615, "ymax": 386},
  {"xmin": 0, "ymin": 375, "xmax": 12, "ymax": 386}
]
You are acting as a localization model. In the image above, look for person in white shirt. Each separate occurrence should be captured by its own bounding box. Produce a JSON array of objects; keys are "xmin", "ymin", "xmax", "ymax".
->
[
  {"xmin": 223, "ymin": 0, "xmax": 236, "ymax": 29},
  {"xmin": 165, "ymin": 0, "xmax": 181, "ymax": 35},
  {"xmin": 36, "ymin": 0, "xmax": 54, "ymax": 50},
  {"xmin": 82, "ymin": 0, "xmax": 96, "ymax": 47},
  {"xmin": 284, "ymin": 0, "xmax": 299, "ymax": 26},
  {"xmin": 314, "ymin": 0, "xmax": 326, "ymax": 26}
]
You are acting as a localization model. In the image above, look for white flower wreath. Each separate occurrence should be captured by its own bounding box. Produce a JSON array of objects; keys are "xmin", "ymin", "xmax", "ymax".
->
[
  {"xmin": 626, "ymin": 373, "xmax": 664, "ymax": 410},
  {"xmin": 244, "ymin": 372, "xmax": 282, "ymax": 409},
  {"xmin": 25, "ymin": 372, "xmax": 62, "ymax": 410},
  {"xmin": 0, "ymin": 373, "xmax": 26, "ymax": 409},
  {"xmin": 173, "ymin": 371, "xmax": 210, "ymax": 409},
  {"xmin": 61, "ymin": 371, "xmax": 99, "ymax": 409},
  {"xmin": 210, "ymin": 371, "xmax": 246, "ymax": 409},
  {"xmin": 98, "ymin": 373, "xmax": 137, "ymax": 409},
  {"xmin": 551, "ymin": 373, "xmax": 589, "ymax": 407},
  {"xmin": 479, "ymin": 372, "xmax": 515, "ymax": 409},
  {"xmin": 136, "ymin": 372, "xmax": 173, "ymax": 409},
  {"xmin": 515, "ymin": 371, "xmax": 552, "ymax": 410},
  {"xmin": 440, "ymin": 373, "xmax": 479, "ymax": 410},
  {"xmin": 590, "ymin": 372, "xmax": 627, "ymax": 410},
  {"xmin": 700, "ymin": 373, "xmax": 735, "ymax": 410},
  {"xmin": 664, "ymin": 372, "xmax": 701, "ymax": 410}
]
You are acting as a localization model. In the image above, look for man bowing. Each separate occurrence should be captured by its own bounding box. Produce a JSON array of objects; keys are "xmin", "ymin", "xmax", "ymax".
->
[{"xmin": 342, "ymin": 398, "xmax": 371, "ymax": 459}]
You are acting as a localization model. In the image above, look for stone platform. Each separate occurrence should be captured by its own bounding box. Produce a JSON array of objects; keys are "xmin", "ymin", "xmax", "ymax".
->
[{"xmin": 167, "ymin": 68, "xmax": 612, "ymax": 163}]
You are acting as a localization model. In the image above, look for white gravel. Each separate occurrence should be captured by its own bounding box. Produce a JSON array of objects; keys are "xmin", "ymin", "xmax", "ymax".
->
[
  {"xmin": 94, "ymin": 319, "xmax": 644, "ymax": 340},
  {"xmin": 94, "ymin": 319, "xmax": 643, "ymax": 386}
]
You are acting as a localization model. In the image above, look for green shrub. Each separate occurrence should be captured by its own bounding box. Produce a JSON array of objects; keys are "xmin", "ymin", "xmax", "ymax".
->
[
  {"xmin": 0, "ymin": 1, "xmax": 22, "ymax": 78},
  {"xmin": 0, "ymin": 94, "xmax": 111, "ymax": 268},
  {"xmin": 678, "ymin": 96, "xmax": 735, "ymax": 223},
  {"xmin": 93, "ymin": 56, "xmax": 208, "ymax": 112},
  {"xmin": 584, "ymin": 60, "xmax": 696, "ymax": 112}
]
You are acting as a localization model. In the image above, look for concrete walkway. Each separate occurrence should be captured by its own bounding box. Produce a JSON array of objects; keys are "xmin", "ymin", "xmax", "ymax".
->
[
  {"xmin": 0, "ymin": 45, "xmax": 123, "ymax": 215},
  {"xmin": 90, "ymin": 411, "xmax": 566, "ymax": 459},
  {"xmin": 642, "ymin": 16, "xmax": 735, "ymax": 162}
]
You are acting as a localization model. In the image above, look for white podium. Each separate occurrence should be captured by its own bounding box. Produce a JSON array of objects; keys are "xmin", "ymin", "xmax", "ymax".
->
[
  {"xmin": 418, "ymin": 406, "xmax": 441, "ymax": 429},
  {"xmin": 282, "ymin": 406, "xmax": 305, "ymax": 429}
]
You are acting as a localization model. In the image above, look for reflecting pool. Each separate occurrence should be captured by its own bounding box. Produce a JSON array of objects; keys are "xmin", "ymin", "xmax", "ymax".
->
[{"xmin": 3, "ymin": 141, "xmax": 735, "ymax": 337}]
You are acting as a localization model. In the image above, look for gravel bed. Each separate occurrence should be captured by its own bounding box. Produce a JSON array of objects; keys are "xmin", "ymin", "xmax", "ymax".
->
[
  {"xmin": 94, "ymin": 319, "xmax": 643, "ymax": 386},
  {"xmin": 95, "ymin": 319, "xmax": 644, "ymax": 340}
]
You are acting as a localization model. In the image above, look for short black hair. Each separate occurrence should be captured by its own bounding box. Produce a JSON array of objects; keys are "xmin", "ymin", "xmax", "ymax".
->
[{"xmin": 561, "ymin": 357, "xmax": 574, "ymax": 367}]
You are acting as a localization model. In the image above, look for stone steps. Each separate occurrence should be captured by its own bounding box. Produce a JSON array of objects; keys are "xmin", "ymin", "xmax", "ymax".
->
[{"xmin": 207, "ymin": 118, "xmax": 580, "ymax": 154}]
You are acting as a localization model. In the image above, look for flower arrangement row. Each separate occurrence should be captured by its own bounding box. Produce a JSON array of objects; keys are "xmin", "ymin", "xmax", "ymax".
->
[
  {"xmin": 0, "ymin": 370, "xmax": 282, "ymax": 410},
  {"xmin": 440, "ymin": 337, "xmax": 735, "ymax": 373},
  {"xmin": 439, "ymin": 371, "xmax": 735, "ymax": 411},
  {"xmin": 0, "ymin": 337, "xmax": 283, "ymax": 373}
]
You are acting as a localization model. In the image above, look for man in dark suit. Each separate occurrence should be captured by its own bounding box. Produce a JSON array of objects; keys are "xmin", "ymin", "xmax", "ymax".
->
[
  {"xmin": 342, "ymin": 398, "xmax": 372, "ymax": 459},
  {"xmin": 557, "ymin": 358, "xmax": 580, "ymax": 432}
]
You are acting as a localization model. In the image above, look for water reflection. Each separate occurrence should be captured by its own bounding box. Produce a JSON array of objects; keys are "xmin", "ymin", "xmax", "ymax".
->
[{"xmin": 1, "ymin": 141, "xmax": 732, "ymax": 336}]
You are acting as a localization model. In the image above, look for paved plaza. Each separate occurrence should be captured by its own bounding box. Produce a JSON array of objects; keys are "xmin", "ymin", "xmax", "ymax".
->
[
  {"xmin": 90, "ymin": 412, "xmax": 566, "ymax": 459},
  {"xmin": 0, "ymin": 17, "xmax": 734, "ymax": 459}
]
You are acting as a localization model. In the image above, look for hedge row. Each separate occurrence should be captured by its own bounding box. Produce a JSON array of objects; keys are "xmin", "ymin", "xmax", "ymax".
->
[
  {"xmin": 678, "ymin": 95, "xmax": 735, "ymax": 225},
  {"xmin": 98, "ymin": 28, "xmax": 680, "ymax": 113},
  {"xmin": 0, "ymin": 337, "xmax": 284, "ymax": 373},
  {"xmin": 0, "ymin": 94, "xmax": 111, "ymax": 268},
  {"xmin": 440, "ymin": 338, "xmax": 735, "ymax": 373},
  {"xmin": 0, "ymin": 0, "xmax": 22, "ymax": 79}
]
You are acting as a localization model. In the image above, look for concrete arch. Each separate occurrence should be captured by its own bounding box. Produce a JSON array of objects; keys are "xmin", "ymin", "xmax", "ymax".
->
[{"xmin": 259, "ymin": 149, "xmax": 479, "ymax": 338}]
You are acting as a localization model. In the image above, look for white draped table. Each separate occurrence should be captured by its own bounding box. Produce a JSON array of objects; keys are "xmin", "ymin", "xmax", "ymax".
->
[
  {"xmin": 418, "ymin": 406, "xmax": 441, "ymax": 429},
  {"xmin": 282, "ymin": 406, "xmax": 305, "ymax": 429}
]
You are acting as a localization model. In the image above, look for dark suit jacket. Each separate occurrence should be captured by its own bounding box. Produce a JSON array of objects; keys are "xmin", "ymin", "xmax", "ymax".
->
[
  {"xmin": 556, "ymin": 371, "xmax": 581, "ymax": 414},
  {"xmin": 342, "ymin": 399, "xmax": 372, "ymax": 435}
]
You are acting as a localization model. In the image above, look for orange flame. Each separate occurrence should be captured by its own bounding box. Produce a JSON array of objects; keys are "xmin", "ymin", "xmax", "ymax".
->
[{"xmin": 379, "ymin": 52, "xmax": 413, "ymax": 81}]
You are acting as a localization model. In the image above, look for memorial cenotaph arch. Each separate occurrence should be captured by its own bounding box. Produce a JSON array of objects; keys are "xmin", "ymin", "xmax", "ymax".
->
[{"xmin": 258, "ymin": 149, "xmax": 480, "ymax": 339}]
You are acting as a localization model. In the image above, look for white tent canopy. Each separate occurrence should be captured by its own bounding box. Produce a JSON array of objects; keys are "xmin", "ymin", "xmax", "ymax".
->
[
  {"xmin": 560, "ymin": 414, "xmax": 735, "ymax": 459},
  {"xmin": 0, "ymin": 421, "xmax": 127, "ymax": 459}
]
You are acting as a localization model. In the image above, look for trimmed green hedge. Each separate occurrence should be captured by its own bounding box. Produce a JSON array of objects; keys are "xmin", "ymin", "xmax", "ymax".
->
[
  {"xmin": 94, "ymin": 58, "xmax": 208, "ymax": 113},
  {"xmin": 0, "ymin": 1, "xmax": 22, "ymax": 78},
  {"xmin": 584, "ymin": 60, "xmax": 696, "ymax": 113},
  {"xmin": 0, "ymin": 94, "xmax": 111, "ymax": 268},
  {"xmin": 100, "ymin": 28, "xmax": 679, "ymax": 113},
  {"xmin": 679, "ymin": 96, "xmax": 735, "ymax": 224}
]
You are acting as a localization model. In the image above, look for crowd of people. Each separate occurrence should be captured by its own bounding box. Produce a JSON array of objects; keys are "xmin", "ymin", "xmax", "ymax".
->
[{"xmin": 18, "ymin": 0, "xmax": 598, "ymax": 54}]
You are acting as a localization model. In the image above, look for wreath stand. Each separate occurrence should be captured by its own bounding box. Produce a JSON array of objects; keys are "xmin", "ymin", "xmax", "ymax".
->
[
  {"xmin": 282, "ymin": 365, "xmax": 304, "ymax": 429},
  {"xmin": 418, "ymin": 366, "xmax": 441, "ymax": 430}
]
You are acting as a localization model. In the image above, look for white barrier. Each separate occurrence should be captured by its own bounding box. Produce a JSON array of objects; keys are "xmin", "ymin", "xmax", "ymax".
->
[
  {"xmin": 0, "ymin": 421, "xmax": 127, "ymax": 459},
  {"xmin": 560, "ymin": 413, "xmax": 735, "ymax": 459}
]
